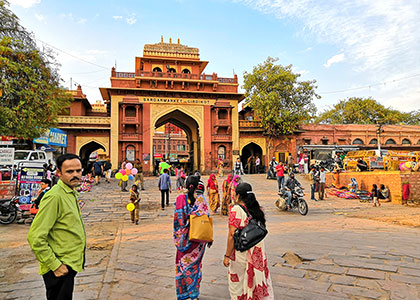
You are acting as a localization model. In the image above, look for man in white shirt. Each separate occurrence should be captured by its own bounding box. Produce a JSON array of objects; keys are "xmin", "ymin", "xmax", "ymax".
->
[
  {"xmin": 318, "ymin": 166, "xmax": 327, "ymax": 200},
  {"xmin": 255, "ymin": 156, "xmax": 261, "ymax": 173}
]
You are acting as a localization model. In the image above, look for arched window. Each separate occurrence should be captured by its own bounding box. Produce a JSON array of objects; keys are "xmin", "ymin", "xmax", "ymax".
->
[
  {"xmin": 218, "ymin": 146, "xmax": 226, "ymax": 160},
  {"xmin": 126, "ymin": 145, "xmax": 135, "ymax": 161},
  {"xmin": 168, "ymin": 68, "xmax": 176, "ymax": 73},
  {"xmin": 218, "ymin": 109, "xmax": 228, "ymax": 119},
  {"xmin": 417, "ymin": 139, "xmax": 420, "ymax": 145},
  {"xmin": 182, "ymin": 69, "xmax": 190, "ymax": 74},
  {"xmin": 385, "ymin": 139, "xmax": 396, "ymax": 145},
  {"xmin": 352, "ymin": 138, "xmax": 364, "ymax": 145},
  {"xmin": 152, "ymin": 67, "xmax": 162, "ymax": 72},
  {"xmin": 369, "ymin": 138, "xmax": 378, "ymax": 145},
  {"xmin": 402, "ymin": 138, "xmax": 411, "ymax": 145},
  {"xmin": 125, "ymin": 106, "xmax": 136, "ymax": 117}
]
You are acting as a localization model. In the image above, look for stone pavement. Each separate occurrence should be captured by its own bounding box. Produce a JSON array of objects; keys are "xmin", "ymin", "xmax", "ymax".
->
[{"xmin": 1, "ymin": 174, "xmax": 420, "ymax": 299}]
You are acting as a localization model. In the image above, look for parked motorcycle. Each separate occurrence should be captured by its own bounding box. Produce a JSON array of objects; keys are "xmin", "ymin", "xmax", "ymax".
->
[
  {"xmin": 0, "ymin": 197, "xmax": 21, "ymax": 225},
  {"xmin": 275, "ymin": 187, "xmax": 308, "ymax": 215},
  {"xmin": 266, "ymin": 166, "xmax": 276, "ymax": 179}
]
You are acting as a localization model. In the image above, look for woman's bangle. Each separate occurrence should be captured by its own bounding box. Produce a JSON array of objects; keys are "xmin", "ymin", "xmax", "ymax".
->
[{"xmin": 224, "ymin": 255, "xmax": 230, "ymax": 259}]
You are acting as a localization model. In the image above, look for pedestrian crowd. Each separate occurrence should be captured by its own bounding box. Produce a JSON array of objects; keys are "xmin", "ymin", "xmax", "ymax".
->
[{"xmin": 27, "ymin": 153, "xmax": 275, "ymax": 300}]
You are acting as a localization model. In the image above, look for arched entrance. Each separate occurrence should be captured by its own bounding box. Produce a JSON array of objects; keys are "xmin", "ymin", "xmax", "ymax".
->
[
  {"xmin": 241, "ymin": 142, "xmax": 263, "ymax": 174},
  {"xmin": 79, "ymin": 141, "xmax": 106, "ymax": 175},
  {"xmin": 153, "ymin": 109, "xmax": 200, "ymax": 174}
]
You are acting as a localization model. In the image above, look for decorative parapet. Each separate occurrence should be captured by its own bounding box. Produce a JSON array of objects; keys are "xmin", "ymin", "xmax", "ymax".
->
[
  {"xmin": 143, "ymin": 41, "xmax": 200, "ymax": 59},
  {"xmin": 239, "ymin": 120, "xmax": 261, "ymax": 128},
  {"xmin": 58, "ymin": 116, "xmax": 111, "ymax": 125},
  {"xmin": 113, "ymin": 71, "xmax": 238, "ymax": 84}
]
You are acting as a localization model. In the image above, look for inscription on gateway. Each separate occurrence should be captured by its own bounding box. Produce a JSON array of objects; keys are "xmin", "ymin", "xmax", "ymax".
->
[{"xmin": 140, "ymin": 97, "xmax": 215, "ymax": 105}]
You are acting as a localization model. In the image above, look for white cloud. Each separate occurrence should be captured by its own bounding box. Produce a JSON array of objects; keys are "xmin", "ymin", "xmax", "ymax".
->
[
  {"xmin": 9, "ymin": 0, "xmax": 40, "ymax": 8},
  {"xmin": 324, "ymin": 53, "xmax": 345, "ymax": 68},
  {"xmin": 34, "ymin": 13, "xmax": 46, "ymax": 24},
  {"xmin": 59, "ymin": 13, "xmax": 87, "ymax": 24},
  {"xmin": 77, "ymin": 18, "xmax": 87, "ymax": 24},
  {"xmin": 236, "ymin": 0, "xmax": 420, "ymax": 109},
  {"xmin": 112, "ymin": 15, "xmax": 123, "ymax": 20},
  {"xmin": 126, "ymin": 14, "xmax": 137, "ymax": 25},
  {"xmin": 236, "ymin": 0, "xmax": 420, "ymax": 72}
]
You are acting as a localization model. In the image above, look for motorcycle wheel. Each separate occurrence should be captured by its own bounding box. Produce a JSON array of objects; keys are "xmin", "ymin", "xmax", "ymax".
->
[
  {"xmin": 298, "ymin": 199, "xmax": 308, "ymax": 216},
  {"xmin": 0, "ymin": 210, "xmax": 17, "ymax": 225}
]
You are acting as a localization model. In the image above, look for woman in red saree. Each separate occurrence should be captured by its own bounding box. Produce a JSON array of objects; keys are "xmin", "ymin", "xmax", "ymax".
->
[
  {"xmin": 207, "ymin": 174, "xmax": 220, "ymax": 213},
  {"xmin": 221, "ymin": 174, "xmax": 233, "ymax": 215}
]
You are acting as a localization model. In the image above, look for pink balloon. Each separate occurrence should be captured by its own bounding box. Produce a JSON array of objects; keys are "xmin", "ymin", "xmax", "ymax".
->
[
  {"xmin": 119, "ymin": 169, "xmax": 126, "ymax": 175},
  {"xmin": 126, "ymin": 163, "xmax": 133, "ymax": 170},
  {"xmin": 131, "ymin": 168, "xmax": 138, "ymax": 175}
]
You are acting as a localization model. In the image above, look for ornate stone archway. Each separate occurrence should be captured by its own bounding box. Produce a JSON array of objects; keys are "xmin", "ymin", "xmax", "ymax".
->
[{"xmin": 152, "ymin": 108, "xmax": 201, "ymax": 171}]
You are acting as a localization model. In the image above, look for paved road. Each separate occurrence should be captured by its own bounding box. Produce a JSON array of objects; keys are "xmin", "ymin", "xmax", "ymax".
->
[{"xmin": 1, "ymin": 174, "xmax": 420, "ymax": 299}]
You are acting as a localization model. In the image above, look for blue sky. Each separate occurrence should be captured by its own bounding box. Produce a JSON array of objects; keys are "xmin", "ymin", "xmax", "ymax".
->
[{"xmin": 8, "ymin": 0, "xmax": 420, "ymax": 113}]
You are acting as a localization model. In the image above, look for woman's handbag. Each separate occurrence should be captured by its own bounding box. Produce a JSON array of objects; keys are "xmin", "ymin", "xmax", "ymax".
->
[
  {"xmin": 188, "ymin": 196, "xmax": 213, "ymax": 242},
  {"xmin": 233, "ymin": 205, "xmax": 268, "ymax": 252},
  {"xmin": 189, "ymin": 214, "xmax": 213, "ymax": 242}
]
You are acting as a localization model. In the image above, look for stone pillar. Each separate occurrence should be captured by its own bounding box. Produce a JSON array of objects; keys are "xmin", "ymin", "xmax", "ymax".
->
[
  {"xmin": 193, "ymin": 140, "xmax": 198, "ymax": 171},
  {"xmin": 110, "ymin": 98, "xmax": 120, "ymax": 169}
]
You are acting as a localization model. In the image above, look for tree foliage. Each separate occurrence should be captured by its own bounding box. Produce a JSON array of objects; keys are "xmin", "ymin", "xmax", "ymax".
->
[
  {"xmin": 0, "ymin": 0, "xmax": 70, "ymax": 139},
  {"xmin": 317, "ymin": 97, "xmax": 419, "ymax": 125},
  {"xmin": 243, "ymin": 57, "xmax": 319, "ymax": 136}
]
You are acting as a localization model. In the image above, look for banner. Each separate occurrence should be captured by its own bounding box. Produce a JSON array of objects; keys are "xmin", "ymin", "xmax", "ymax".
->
[{"xmin": 0, "ymin": 148, "xmax": 14, "ymax": 166}]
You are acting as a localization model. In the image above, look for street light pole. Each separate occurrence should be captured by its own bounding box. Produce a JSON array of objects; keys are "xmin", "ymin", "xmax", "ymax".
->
[{"xmin": 376, "ymin": 124, "xmax": 384, "ymax": 156}]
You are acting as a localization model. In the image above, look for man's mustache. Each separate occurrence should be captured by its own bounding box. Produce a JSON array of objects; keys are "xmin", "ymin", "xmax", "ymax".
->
[{"xmin": 70, "ymin": 177, "xmax": 80, "ymax": 181}]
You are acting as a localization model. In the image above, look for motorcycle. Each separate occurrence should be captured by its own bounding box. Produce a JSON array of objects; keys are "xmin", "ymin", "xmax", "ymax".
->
[
  {"xmin": 266, "ymin": 166, "xmax": 276, "ymax": 179},
  {"xmin": 0, "ymin": 197, "xmax": 21, "ymax": 225},
  {"xmin": 275, "ymin": 187, "xmax": 308, "ymax": 216}
]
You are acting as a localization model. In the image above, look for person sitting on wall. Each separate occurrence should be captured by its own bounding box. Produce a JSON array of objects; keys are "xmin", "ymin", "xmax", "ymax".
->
[
  {"xmin": 349, "ymin": 178, "xmax": 358, "ymax": 193},
  {"xmin": 356, "ymin": 159, "xmax": 368, "ymax": 172},
  {"xmin": 378, "ymin": 184, "xmax": 390, "ymax": 202},
  {"xmin": 411, "ymin": 157, "xmax": 417, "ymax": 172}
]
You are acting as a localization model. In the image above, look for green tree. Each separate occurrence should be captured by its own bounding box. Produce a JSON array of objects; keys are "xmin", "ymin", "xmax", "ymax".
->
[
  {"xmin": 0, "ymin": 0, "xmax": 70, "ymax": 139},
  {"xmin": 316, "ymin": 97, "xmax": 414, "ymax": 125},
  {"xmin": 243, "ymin": 57, "xmax": 319, "ymax": 136}
]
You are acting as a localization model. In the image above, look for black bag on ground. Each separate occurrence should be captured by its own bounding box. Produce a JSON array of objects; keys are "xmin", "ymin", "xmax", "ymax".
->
[{"xmin": 233, "ymin": 205, "xmax": 268, "ymax": 252}]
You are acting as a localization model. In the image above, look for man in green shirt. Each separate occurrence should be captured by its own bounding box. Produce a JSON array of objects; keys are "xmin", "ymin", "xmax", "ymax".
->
[{"xmin": 28, "ymin": 153, "xmax": 85, "ymax": 300}]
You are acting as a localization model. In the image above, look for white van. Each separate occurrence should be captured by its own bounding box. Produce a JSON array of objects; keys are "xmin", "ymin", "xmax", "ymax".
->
[{"xmin": 14, "ymin": 150, "xmax": 49, "ymax": 167}]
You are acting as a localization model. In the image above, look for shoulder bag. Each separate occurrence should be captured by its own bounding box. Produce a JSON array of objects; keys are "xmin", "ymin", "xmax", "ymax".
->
[
  {"xmin": 233, "ymin": 205, "xmax": 268, "ymax": 252},
  {"xmin": 188, "ymin": 196, "xmax": 213, "ymax": 243}
]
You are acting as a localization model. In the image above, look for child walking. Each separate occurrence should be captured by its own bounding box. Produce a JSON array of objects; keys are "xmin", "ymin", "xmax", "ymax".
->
[
  {"xmin": 371, "ymin": 184, "xmax": 380, "ymax": 207},
  {"xmin": 130, "ymin": 184, "xmax": 140, "ymax": 224}
]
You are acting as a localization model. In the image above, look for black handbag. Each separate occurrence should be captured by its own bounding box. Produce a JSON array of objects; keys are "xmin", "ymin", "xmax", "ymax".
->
[{"xmin": 233, "ymin": 205, "xmax": 268, "ymax": 252}]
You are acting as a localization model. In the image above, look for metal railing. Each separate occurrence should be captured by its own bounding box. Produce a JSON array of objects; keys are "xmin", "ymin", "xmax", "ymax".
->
[{"xmin": 113, "ymin": 71, "xmax": 237, "ymax": 83}]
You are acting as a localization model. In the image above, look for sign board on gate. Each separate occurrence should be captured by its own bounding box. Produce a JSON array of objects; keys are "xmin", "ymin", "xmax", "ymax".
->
[{"xmin": 0, "ymin": 148, "xmax": 14, "ymax": 166}]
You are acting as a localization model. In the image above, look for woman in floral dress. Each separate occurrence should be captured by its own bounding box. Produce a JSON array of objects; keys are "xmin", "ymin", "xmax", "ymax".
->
[
  {"xmin": 223, "ymin": 182, "xmax": 274, "ymax": 300},
  {"xmin": 174, "ymin": 175, "xmax": 212, "ymax": 300}
]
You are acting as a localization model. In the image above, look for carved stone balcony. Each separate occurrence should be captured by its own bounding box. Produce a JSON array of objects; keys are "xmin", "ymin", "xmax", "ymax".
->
[
  {"xmin": 120, "ymin": 133, "xmax": 142, "ymax": 141},
  {"xmin": 124, "ymin": 117, "xmax": 138, "ymax": 124},
  {"xmin": 212, "ymin": 135, "xmax": 232, "ymax": 142},
  {"xmin": 215, "ymin": 119, "xmax": 230, "ymax": 126}
]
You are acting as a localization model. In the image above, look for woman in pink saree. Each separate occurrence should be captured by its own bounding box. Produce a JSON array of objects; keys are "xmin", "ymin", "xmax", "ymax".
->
[{"xmin": 174, "ymin": 175, "xmax": 212, "ymax": 300}]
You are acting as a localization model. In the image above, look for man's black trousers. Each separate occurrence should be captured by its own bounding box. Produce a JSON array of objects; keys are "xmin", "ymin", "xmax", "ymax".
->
[
  {"xmin": 161, "ymin": 189, "xmax": 169, "ymax": 208},
  {"xmin": 42, "ymin": 266, "xmax": 77, "ymax": 300}
]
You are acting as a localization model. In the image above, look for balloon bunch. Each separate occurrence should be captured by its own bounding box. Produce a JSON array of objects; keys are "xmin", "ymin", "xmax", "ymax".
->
[
  {"xmin": 115, "ymin": 163, "xmax": 138, "ymax": 181},
  {"xmin": 399, "ymin": 161, "xmax": 412, "ymax": 171}
]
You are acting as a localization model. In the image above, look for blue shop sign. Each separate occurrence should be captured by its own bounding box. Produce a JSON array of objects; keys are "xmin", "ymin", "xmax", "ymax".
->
[{"xmin": 33, "ymin": 128, "xmax": 67, "ymax": 147}]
